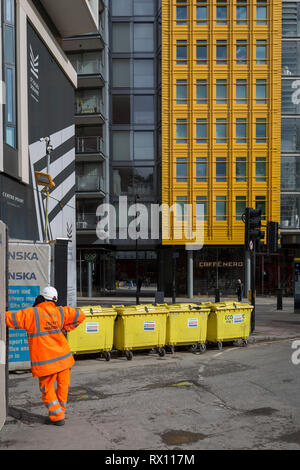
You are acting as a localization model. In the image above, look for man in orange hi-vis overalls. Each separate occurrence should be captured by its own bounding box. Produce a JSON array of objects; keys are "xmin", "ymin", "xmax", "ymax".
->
[{"xmin": 6, "ymin": 286, "xmax": 85, "ymax": 426}]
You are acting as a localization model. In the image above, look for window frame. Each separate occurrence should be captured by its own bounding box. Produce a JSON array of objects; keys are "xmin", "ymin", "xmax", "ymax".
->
[{"xmin": 216, "ymin": 196, "xmax": 227, "ymax": 221}]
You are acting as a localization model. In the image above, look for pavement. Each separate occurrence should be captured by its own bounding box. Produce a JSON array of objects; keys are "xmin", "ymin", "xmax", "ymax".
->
[
  {"xmin": 1, "ymin": 295, "xmax": 300, "ymax": 451},
  {"xmin": 77, "ymin": 294, "xmax": 300, "ymax": 344}
]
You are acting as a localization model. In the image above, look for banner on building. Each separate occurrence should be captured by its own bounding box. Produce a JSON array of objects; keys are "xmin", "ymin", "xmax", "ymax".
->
[
  {"xmin": 0, "ymin": 221, "xmax": 7, "ymax": 431},
  {"xmin": 8, "ymin": 241, "xmax": 51, "ymax": 371}
]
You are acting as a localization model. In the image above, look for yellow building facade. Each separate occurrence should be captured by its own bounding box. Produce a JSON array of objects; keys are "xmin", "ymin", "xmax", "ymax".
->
[{"xmin": 161, "ymin": 0, "xmax": 282, "ymax": 246}]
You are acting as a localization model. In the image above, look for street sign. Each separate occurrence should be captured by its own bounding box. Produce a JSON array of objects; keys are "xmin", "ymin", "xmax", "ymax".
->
[{"xmin": 0, "ymin": 221, "xmax": 7, "ymax": 431}]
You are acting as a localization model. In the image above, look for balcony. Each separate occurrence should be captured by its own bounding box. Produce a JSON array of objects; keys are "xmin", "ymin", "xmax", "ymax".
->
[
  {"xmin": 76, "ymin": 213, "xmax": 100, "ymax": 231},
  {"xmin": 76, "ymin": 175, "xmax": 105, "ymax": 194},
  {"xmin": 76, "ymin": 137, "xmax": 105, "ymax": 158},
  {"xmin": 69, "ymin": 53, "xmax": 104, "ymax": 87},
  {"xmin": 40, "ymin": 0, "xmax": 99, "ymax": 38},
  {"xmin": 75, "ymin": 93, "xmax": 105, "ymax": 124}
]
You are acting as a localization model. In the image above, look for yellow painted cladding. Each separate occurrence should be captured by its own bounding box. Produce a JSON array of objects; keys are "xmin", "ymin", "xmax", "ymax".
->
[{"xmin": 161, "ymin": 0, "xmax": 281, "ymax": 245}]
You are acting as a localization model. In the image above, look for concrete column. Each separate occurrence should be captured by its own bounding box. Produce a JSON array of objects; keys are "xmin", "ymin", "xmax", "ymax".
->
[
  {"xmin": 187, "ymin": 251, "xmax": 193, "ymax": 299},
  {"xmin": 54, "ymin": 238, "xmax": 69, "ymax": 306}
]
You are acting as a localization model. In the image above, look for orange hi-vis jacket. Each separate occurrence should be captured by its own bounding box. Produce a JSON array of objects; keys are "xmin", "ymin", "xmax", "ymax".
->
[{"xmin": 6, "ymin": 302, "xmax": 85, "ymax": 377}]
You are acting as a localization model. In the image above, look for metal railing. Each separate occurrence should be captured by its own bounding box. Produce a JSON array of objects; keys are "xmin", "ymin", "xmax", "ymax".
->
[
  {"xmin": 75, "ymin": 97, "xmax": 103, "ymax": 115},
  {"xmin": 76, "ymin": 175, "xmax": 105, "ymax": 193},
  {"xmin": 76, "ymin": 213, "xmax": 100, "ymax": 230},
  {"xmin": 76, "ymin": 136, "xmax": 104, "ymax": 154}
]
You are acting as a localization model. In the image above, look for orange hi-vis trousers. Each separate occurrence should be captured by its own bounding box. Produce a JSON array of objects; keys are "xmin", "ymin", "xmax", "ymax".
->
[{"xmin": 39, "ymin": 368, "xmax": 71, "ymax": 423}]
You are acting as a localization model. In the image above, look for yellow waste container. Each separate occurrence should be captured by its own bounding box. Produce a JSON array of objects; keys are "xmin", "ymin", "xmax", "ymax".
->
[
  {"xmin": 163, "ymin": 304, "xmax": 210, "ymax": 353},
  {"xmin": 113, "ymin": 304, "xmax": 169, "ymax": 360},
  {"xmin": 67, "ymin": 306, "xmax": 117, "ymax": 361},
  {"xmin": 207, "ymin": 302, "xmax": 253, "ymax": 350}
]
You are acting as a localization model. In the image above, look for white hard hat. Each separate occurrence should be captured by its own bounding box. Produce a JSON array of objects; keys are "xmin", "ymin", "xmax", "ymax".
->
[{"xmin": 41, "ymin": 286, "xmax": 58, "ymax": 302}]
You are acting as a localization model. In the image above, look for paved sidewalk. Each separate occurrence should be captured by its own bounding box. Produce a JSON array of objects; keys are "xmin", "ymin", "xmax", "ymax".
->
[{"xmin": 77, "ymin": 295, "xmax": 300, "ymax": 343}]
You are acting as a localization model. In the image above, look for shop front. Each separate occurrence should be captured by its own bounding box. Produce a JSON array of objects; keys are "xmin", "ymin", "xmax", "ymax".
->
[{"xmin": 194, "ymin": 246, "xmax": 245, "ymax": 296}]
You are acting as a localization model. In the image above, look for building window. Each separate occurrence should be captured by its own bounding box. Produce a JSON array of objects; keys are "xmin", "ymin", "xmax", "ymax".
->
[
  {"xmin": 196, "ymin": 80, "xmax": 207, "ymax": 104},
  {"xmin": 216, "ymin": 40, "xmax": 227, "ymax": 64},
  {"xmin": 236, "ymin": 196, "xmax": 246, "ymax": 221},
  {"xmin": 255, "ymin": 196, "xmax": 266, "ymax": 219},
  {"xmin": 256, "ymin": 157, "xmax": 266, "ymax": 182},
  {"xmin": 281, "ymin": 194, "xmax": 300, "ymax": 229},
  {"xmin": 196, "ymin": 119, "xmax": 207, "ymax": 143},
  {"xmin": 112, "ymin": 59, "xmax": 131, "ymax": 88},
  {"xmin": 111, "ymin": 0, "xmax": 133, "ymax": 16},
  {"xmin": 236, "ymin": 79, "xmax": 247, "ymax": 104},
  {"xmin": 176, "ymin": 79, "xmax": 188, "ymax": 104},
  {"xmin": 281, "ymin": 157, "xmax": 300, "ymax": 191},
  {"xmin": 256, "ymin": 40, "xmax": 267, "ymax": 64},
  {"xmin": 196, "ymin": 157, "xmax": 207, "ymax": 182},
  {"xmin": 114, "ymin": 167, "xmax": 155, "ymax": 198},
  {"xmin": 256, "ymin": 0, "xmax": 267, "ymax": 25},
  {"xmin": 196, "ymin": 0, "xmax": 207, "ymax": 25},
  {"xmin": 3, "ymin": 0, "xmax": 16, "ymax": 148},
  {"xmin": 134, "ymin": 59, "xmax": 154, "ymax": 88},
  {"xmin": 176, "ymin": 196, "xmax": 188, "ymax": 220},
  {"xmin": 134, "ymin": 132, "xmax": 154, "ymax": 160},
  {"xmin": 282, "ymin": 41, "xmax": 300, "ymax": 76},
  {"xmin": 282, "ymin": 3, "xmax": 300, "ymax": 37},
  {"xmin": 112, "ymin": 131, "xmax": 131, "ymax": 161},
  {"xmin": 216, "ymin": 157, "xmax": 226, "ymax": 182},
  {"xmin": 216, "ymin": 196, "xmax": 227, "ymax": 221},
  {"xmin": 176, "ymin": 119, "xmax": 188, "ymax": 143},
  {"xmin": 236, "ymin": 40, "xmax": 247, "ymax": 64},
  {"xmin": 282, "ymin": 79, "xmax": 300, "ymax": 115},
  {"xmin": 76, "ymin": 89, "xmax": 103, "ymax": 115},
  {"xmin": 112, "ymin": 23, "xmax": 131, "ymax": 53},
  {"xmin": 176, "ymin": 158, "xmax": 188, "ymax": 182},
  {"xmin": 196, "ymin": 40, "xmax": 207, "ymax": 65},
  {"xmin": 134, "ymin": 167, "xmax": 154, "ymax": 196},
  {"xmin": 216, "ymin": 119, "xmax": 227, "ymax": 143},
  {"xmin": 176, "ymin": 0, "xmax": 188, "ymax": 25},
  {"xmin": 236, "ymin": 0, "xmax": 247, "ymax": 25},
  {"xmin": 236, "ymin": 119, "xmax": 247, "ymax": 143},
  {"xmin": 216, "ymin": 0, "xmax": 227, "ymax": 25},
  {"xmin": 256, "ymin": 79, "xmax": 267, "ymax": 104},
  {"xmin": 282, "ymin": 119, "xmax": 300, "ymax": 153},
  {"xmin": 196, "ymin": 196, "xmax": 207, "ymax": 220},
  {"xmin": 236, "ymin": 157, "xmax": 247, "ymax": 182},
  {"xmin": 177, "ymin": 40, "xmax": 187, "ymax": 64},
  {"xmin": 134, "ymin": 23, "xmax": 154, "ymax": 52},
  {"xmin": 112, "ymin": 95, "xmax": 130, "ymax": 124},
  {"xmin": 133, "ymin": 95, "xmax": 154, "ymax": 124},
  {"xmin": 256, "ymin": 118, "xmax": 267, "ymax": 143},
  {"xmin": 134, "ymin": 0, "xmax": 155, "ymax": 16},
  {"xmin": 216, "ymin": 80, "xmax": 227, "ymax": 104}
]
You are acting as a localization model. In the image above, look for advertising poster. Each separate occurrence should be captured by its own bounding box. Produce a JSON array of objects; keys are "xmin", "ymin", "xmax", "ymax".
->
[
  {"xmin": 8, "ymin": 242, "xmax": 51, "ymax": 371},
  {"xmin": 0, "ymin": 222, "xmax": 7, "ymax": 431}
]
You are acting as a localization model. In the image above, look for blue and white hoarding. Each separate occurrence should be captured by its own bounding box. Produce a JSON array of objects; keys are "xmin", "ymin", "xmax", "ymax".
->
[{"xmin": 8, "ymin": 242, "xmax": 51, "ymax": 371}]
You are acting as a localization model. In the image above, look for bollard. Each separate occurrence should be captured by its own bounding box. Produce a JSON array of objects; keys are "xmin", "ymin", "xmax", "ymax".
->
[
  {"xmin": 215, "ymin": 288, "xmax": 220, "ymax": 303},
  {"xmin": 277, "ymin": 288, "xmax": 283, "ymax": 311}
]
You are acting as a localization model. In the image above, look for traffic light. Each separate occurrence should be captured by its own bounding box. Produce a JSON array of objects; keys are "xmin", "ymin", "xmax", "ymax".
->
[
  {"xmin": 267, "ymin": 221, "xmax": 280, "ymax": 253},
  {"xmin": 244, "ymin": 208, "xmax": 264, "ymax": 251}
]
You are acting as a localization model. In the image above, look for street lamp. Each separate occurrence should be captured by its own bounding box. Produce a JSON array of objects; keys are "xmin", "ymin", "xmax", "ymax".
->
[{"xmin": 34, "ymin": 171, "xmax": 55, "ymax": 243}]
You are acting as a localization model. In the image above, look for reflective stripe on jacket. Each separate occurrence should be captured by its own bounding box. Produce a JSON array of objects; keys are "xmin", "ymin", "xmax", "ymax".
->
[{"xmin": 6, "ymin": 302, "xmax": 85, "ymax": 377}]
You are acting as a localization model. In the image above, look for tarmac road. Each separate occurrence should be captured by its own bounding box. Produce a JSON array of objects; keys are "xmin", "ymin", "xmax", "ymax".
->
[{"xmin": 1, "ymin": 338, "xmax": 300, "ymax": 450}]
